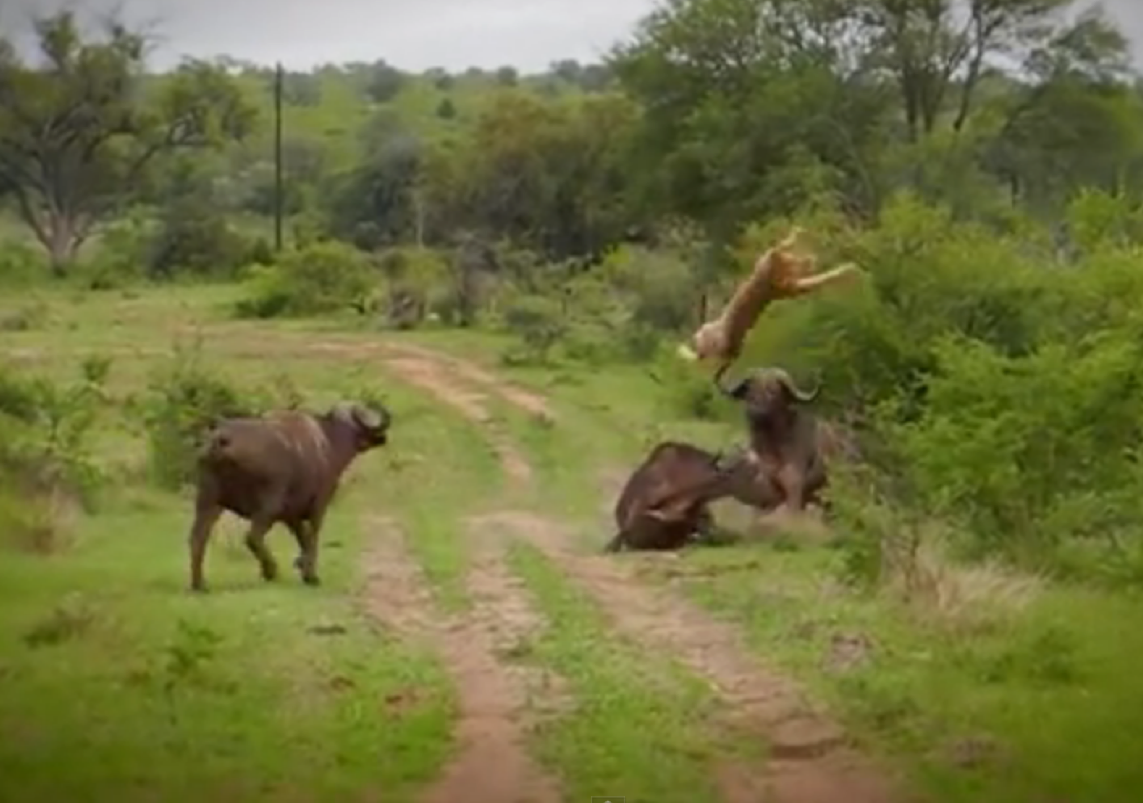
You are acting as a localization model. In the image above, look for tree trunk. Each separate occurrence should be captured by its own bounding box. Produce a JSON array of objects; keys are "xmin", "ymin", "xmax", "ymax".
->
[{"xmin": 45, "ymin": 213, "xmax": 80, "ymax": 278}]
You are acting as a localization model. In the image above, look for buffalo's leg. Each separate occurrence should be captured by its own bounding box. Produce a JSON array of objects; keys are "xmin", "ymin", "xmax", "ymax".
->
[
  {"xmin": 188, "ymin": 491, "xmax": 224, "ymax": 593},
  {"xmin": 296, "ymin": 508, "xmax": 328, "ymax": 586},
  {"xmin": 242, "ymin": 513, "xmax": 280, "ymax": 582},
  {"xmin": 774, "ymin": 463, "xmax": 807, "ymax": 516},
  {"xmin": 286, "ymin": 519, "xmax": 315, "ymax": 582},
  {"xmin": 690, "ymin": 506, "xmax": 716, "ymax": 544},
  {"xmin": 603, "ymin": 531, "xmax": 628, "ymax": 553}
]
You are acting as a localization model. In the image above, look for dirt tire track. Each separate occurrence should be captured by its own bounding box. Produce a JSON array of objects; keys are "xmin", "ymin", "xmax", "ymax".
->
[
  {"xmin": 361, "ymin": 516, "xmax": 563, "ymax": 803},
  {"xmin": 378, "ymin": 352, "xmax": 533, "ymax": 483},
  {"xmin": 267, "ymin": 336, "xmax": 554, "ymax": 422},
  {"xmin": 379, "ymin": 341, "xmax": 554, "ymax": 422},
  {"xmin": 490, "ymin": 510, "xmax": 904, "ymax": 803}
]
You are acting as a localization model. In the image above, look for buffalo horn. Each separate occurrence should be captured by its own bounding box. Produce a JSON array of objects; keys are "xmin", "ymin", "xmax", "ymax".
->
[
  {"xmin": 352, "ymin": 403, "xmax": 390, "ymax": 431},
  {"xmin": 713, "ymin": 364, "xmax": 750, "ymax": 400},
  {"xmin": 772, "ymin": 368, "xmax": 820, "ymax": 403}
]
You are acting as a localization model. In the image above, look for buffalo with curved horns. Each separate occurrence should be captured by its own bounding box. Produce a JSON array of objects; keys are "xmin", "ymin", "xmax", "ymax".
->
[
  {"xmin": 714, "ymin": 365, "xmax": 828, "ymax": 514},
  {"xmin": 188, "ymin": 402, "xmax": 392, "ymax": 592}
]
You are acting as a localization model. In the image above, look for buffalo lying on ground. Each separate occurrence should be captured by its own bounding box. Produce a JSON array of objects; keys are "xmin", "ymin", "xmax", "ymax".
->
[
  {"xmin": 188, "ymin": 402, "xmax": 392, "ymax": 592},
  {"xmin": 605, "ymin": 440, "xmax": 759, "ymax": 552},
  {"xmin": 714, "ymin": 365, "xmax": 827, "ymax": 514}
]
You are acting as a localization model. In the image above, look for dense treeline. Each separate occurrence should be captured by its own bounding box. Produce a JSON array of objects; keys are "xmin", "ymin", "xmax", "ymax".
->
[{"xmin": 5, "ymin": 1, "xmax": 1143, "ymax": 584}]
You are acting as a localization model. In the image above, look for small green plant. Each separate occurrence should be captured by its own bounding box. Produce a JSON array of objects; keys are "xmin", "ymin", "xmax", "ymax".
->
[
  {"xmin": 500, "ymin": 294, "xmax": 567, "ymax": 365},
  {"xmin": 0, "ymin": 240, "xmax": 49, "ymax": 286},
  {"xmin": 0, "ymin": 358, "xmax": 110, "ymax": 552},
  {"xmin": 0, "ymin": 297, "xmax": 50, "ymax": 330},
  {"xmin": 158, "ymin": 619, "xmax": 227, "ymax": 727},
  {"xmin": 22, "ymin": 595, "xmax": 97, "ymax": 648}
]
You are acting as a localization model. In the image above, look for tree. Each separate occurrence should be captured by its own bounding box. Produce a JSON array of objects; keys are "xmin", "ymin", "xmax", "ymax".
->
[
  {"xmin": 0, "ymin": 12, "xmax": 256, "ymax": 274},
  {"xmin": 365, "ymin": 61, "xmax": 405, "ymax": 103},
  {"xmin": 611, "ymin": 0, "xmax": 892, "ymax": 230},
  {"xmin": 436, "ymin": 98, "xmax": 457, "ymax": 119},
  {"xmin": 495, "ymin": 66, "xmax": 518, "ymax": 87}
]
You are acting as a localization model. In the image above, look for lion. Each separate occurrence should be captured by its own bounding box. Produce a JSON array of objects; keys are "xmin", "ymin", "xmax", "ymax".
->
[{"xmin": 678, "ymin": 228, "xmax": 860, "ymax": 377}]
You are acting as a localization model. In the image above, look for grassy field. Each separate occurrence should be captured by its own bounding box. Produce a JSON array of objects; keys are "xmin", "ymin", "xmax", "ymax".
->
[{"xmin": 2, "ymin": 283, "xmax": 1142, "ymax": 803}]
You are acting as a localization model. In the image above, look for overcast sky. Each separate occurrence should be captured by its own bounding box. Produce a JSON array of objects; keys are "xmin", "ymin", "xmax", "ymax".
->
[{"xmin": 3, "ymin": 0, "xmax": 1142, "ymax": 72}]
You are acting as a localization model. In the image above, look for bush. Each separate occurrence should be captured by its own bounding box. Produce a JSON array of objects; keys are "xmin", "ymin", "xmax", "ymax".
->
[
  {"xmin": 500, "ymin": 294, "xmax": 567, "ymax": 365},
  {"xmin": 139, "ymin": 341, "xmax": 308, "ymax": 491},
  {"xmin": 0, "ymin": 240, "xmax": 49, "ymax": 287},
  {"xmin": 598, "ymin": 244, "xmax": 702, "ymax": 333},
  {"xmin": 74, "ymin": 213, "xmax": 151, "ymax": 289},
  {"xmin": 713, "ymin": 190, "xmax": 1143, "ymax": 581},
  {"xmin": 148, "ymin": 199, "xmax": 251, "ymax": 280},
  {"xmin": 0, "ymin": 357, "xmax": 111, "ymax": 553},
  {"xmin": 235, "ymin": 241, "xmax": 375, "ymax": 318},
  {"xmin": 140, "ymin": 343, "xmax": 262, "ymax": 490},
  {"xmin": 886, "ymin": 332, "xmax": 1143, "ymax": 567},
  {"xmin": 376, "ymin": 247, "xmax": 450, "ymax": 329}
]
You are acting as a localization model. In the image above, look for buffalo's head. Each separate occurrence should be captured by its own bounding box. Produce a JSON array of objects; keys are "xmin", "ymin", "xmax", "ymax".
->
[
  {"xmin": 329, "ymin": 402, "xmax": 393, "ymax": 451},
  {"xmin": 715, "ymin": 366, "xmax": 818, "ymax": 427}
]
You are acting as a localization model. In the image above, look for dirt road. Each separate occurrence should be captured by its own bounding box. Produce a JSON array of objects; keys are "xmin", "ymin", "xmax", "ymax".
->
[{"xmin": 357, "ymin": 340, "xmax": 904, "ymax": 803}]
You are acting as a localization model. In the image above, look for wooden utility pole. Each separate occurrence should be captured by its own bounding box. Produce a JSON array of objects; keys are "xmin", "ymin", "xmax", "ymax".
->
[{"xmin": 273, "ymin": 62, "xmax": 284, "ymax": 251}]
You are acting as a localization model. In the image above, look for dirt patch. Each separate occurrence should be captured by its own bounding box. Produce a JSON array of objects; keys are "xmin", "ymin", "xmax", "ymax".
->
[
  {"xmin": 492, "ymin": 510, "xmax": 904, "ymax": 803},
  {"xmin": 361, "ymin": 516, "xmax": 563, "ymax": 803},
  {"xmin": 383, "ymin": 355, "xmax": 491, "ymax": 421},
  {"xmin": 381, "ymin": 342, "xmax": 554, "ymax": 422},
  {"xmin": 380, "ymin": 353, "xmax": 532, "ymax": 483},
  {"xmin": 251, "ymin": 335, "xmax": 555, "ymax": 422}
]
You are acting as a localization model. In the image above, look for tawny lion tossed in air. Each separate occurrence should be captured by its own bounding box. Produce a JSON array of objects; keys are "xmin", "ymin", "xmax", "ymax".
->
[{"xmin": 678, "ymin": 227, "xmax": 861, "ymax": 376}]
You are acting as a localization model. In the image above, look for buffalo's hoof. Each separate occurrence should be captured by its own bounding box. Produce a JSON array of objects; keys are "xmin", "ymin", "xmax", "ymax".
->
[
  {"xmin": 190, "ymin": 584, "xmax": 208, "ymax": 594},
  {"xmin": 260, "ymin": 563, "xmax": 279, "ymax": 582},
  {"xmin": 302, "ymin": 574, "xmax": 321, "ymax": 587}
]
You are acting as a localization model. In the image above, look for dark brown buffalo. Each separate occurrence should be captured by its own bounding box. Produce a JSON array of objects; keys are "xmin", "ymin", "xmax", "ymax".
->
[
  {"xmin": 188, "ymin": 402, "xmax": 392, "ymax": 592},
  {"xmin": 714, "ymin": 365, "xmax": 827, "ymax": 514},
  {"xmin": 605, "ymin": 441, "xmax": 758, "ymax": 552}
]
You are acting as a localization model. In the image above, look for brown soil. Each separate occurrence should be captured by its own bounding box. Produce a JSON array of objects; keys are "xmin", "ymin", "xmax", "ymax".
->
[
  {"xmin": 488, "ymin": 509, "xmax": 904, "ymax": 803},
  {"xmin": 360, "ymin": 516, "xmax": 562, "ymax": 803},
  {"xmin": 379, "ymin": 342, "xmax": 554, "ymax": 422},
  {"xmin": 378, "ymin": 351, "xmax": 533, "ymax": 483}
]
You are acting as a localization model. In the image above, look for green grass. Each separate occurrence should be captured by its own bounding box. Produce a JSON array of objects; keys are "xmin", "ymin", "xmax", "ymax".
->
[{"xmin": 0, "ymin": 499, "xmax": 456, "ymax": 802}]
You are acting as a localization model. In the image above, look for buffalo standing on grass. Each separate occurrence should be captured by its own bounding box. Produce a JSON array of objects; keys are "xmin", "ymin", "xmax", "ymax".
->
[{"xmin": 188, "ymin": 402, "xmax": 392, "ymax": 592}]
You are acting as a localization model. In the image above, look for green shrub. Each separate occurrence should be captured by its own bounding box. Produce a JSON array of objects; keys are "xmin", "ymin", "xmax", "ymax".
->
[
  {"xmin": 598, "ymin": 244, "xmax": 701, "ymax": 333},
  {"xmin": 139, "ymin": 341, "xmax": 310, "ymax": 491},
  {"xmin": 74, "ymin": 214, "xmax": 151, "ymax": 289},
  {"xmin": 140, "ymin": 343, "xmax": 263, "ymax": 490},
  {"xmin": 887, "ymin": 332, "xmax": 1143, "ymax": 567},
  {"xmin": 148, "ymin": 199, "xmax": 250, "ymax": 280},
  {"xmin": 235, "ymin": 241, "xmax": 375, "ymax": 318},
  {"xmin": 0, "ymin": 357, "xmax": 111, "ymax": 553},
  {"xmin": 0, "ymin": 240, "xmax": 49, "ymax": 286},
  {"xmin": 500, "ymin": 293, "xmax": 567, "ymax": 365}
]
